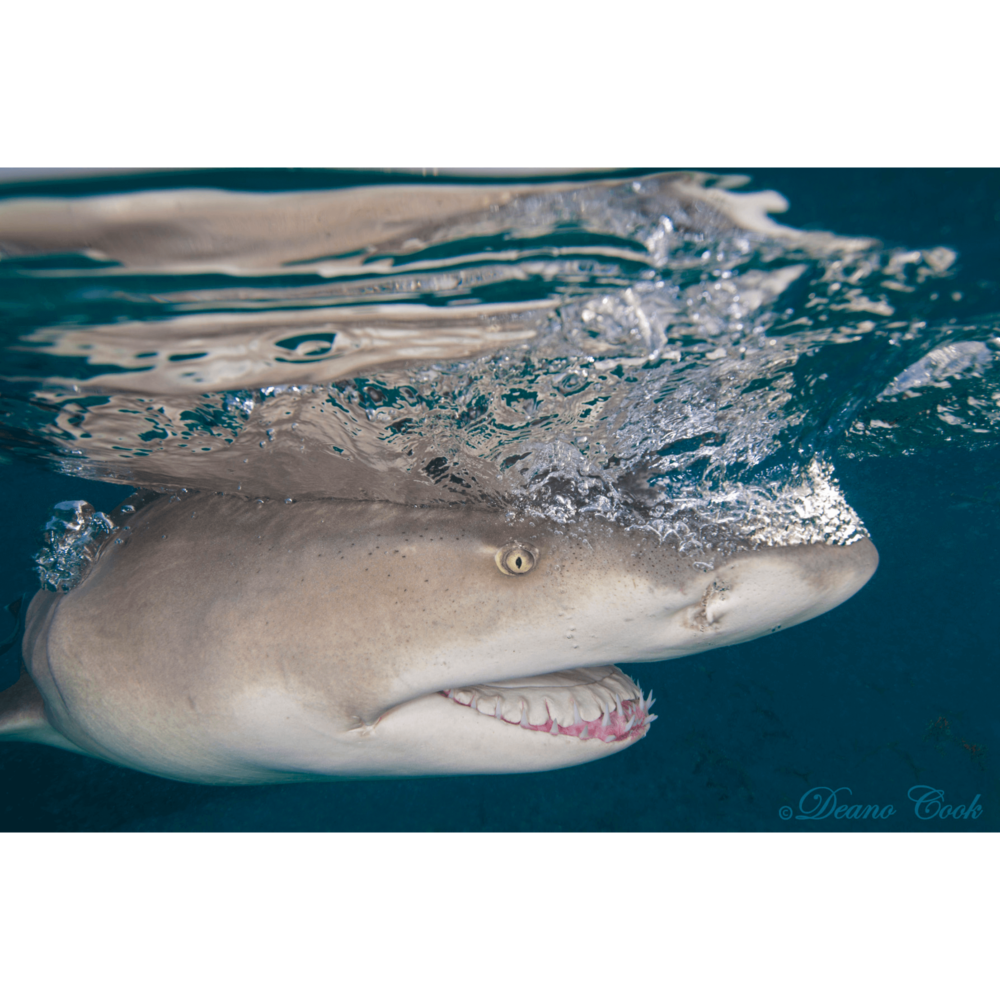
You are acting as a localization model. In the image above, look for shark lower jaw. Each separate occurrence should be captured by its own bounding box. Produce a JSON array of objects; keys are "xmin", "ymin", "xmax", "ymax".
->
[{"xmin": 440, "ymin": 665, "xmax": 657, "ymax": 744}]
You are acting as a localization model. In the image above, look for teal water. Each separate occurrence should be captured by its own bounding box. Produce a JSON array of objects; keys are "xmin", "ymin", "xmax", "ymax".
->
[{"xmin": 1, "ymin": 169, "xmax": 997, "ymax": 830}]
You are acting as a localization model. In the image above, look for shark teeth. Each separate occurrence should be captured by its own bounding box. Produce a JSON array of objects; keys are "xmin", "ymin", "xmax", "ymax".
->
[{"xmin": 442, "ymin": 666, "xmax": 656, "ymax": 745}]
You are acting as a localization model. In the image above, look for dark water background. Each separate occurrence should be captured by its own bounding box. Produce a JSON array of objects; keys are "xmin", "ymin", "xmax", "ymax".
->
[{"xmin": 1, "ymin": 169, "xmax": 997, "ymax": 831}]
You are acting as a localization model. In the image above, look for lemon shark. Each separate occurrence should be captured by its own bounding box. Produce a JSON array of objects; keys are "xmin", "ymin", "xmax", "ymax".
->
[{"xmin": 0, "ymin": 493, "xmax": 877, "ymax": 784}]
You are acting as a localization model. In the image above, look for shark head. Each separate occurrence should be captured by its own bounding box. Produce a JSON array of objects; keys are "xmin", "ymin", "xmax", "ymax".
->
[{"xmin": 21, "ymin": 493, "xmax": 878, "ymax": 784}]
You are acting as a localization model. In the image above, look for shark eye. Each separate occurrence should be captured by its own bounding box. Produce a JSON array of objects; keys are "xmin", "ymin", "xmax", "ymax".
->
[{"xmin": 496, "ymin": 544, "xmax": 536, "ymax": 576}]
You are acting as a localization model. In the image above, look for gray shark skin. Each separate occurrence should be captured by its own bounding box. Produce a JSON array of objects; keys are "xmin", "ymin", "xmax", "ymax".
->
[{"xmin": 1, "ymin": 493, "xmax": 878, "ymax": 784}]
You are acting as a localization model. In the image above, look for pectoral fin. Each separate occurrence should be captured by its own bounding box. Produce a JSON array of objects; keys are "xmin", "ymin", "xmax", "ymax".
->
[{"xmin": 0, "ymin": 664, "xmax": 91, "ymax": 756}]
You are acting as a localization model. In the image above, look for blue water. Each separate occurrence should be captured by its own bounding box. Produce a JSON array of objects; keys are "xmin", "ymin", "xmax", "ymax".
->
[{"xmin": 1, "ymin": 168, "xmax": 997, "ymax": 830}]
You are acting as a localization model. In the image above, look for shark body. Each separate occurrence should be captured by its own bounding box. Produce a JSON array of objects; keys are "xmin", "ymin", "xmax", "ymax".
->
[{"xmin": 0, "ymin": 493, "xmax": 877, "ymax": 783}]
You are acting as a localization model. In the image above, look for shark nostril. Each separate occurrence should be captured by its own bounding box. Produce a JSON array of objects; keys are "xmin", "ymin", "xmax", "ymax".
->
[{"xmin": 495, "ymin": 543, "xmax": 537, "ymax": 576}]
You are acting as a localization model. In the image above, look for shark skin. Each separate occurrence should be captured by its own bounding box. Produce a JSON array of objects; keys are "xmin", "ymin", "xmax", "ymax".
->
[{"xmin": 2, "ymin": 493, "xmax": 878, "ymax": 784}]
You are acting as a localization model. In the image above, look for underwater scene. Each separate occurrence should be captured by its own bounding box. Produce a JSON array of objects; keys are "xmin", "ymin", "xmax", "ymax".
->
[{"xmin": 0, "ymin": 168, "xmax": 997, "ymax": 830}]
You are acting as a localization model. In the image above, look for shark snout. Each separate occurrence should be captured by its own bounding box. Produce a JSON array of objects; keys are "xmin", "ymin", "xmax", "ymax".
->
[{"xmin": 678, "ymin": 537, "xmax": 879, "ymax": 648}]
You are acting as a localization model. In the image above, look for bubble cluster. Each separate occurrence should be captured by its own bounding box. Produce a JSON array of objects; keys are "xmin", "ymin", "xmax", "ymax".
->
[{"xmin": 34, "ymin": 501, "xmax": 114, "ymax": 592}]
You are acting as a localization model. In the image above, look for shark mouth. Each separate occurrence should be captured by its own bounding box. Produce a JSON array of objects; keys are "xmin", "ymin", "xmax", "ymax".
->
[{"xmin": 442, "ymin": 666, "xmax": 657, "ymax": 744}]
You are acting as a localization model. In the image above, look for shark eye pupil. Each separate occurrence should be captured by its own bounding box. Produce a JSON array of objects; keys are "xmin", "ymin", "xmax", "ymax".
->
[{"xmin": 496, "ymin": 544, "xmax": 536, "ymax": 575}]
